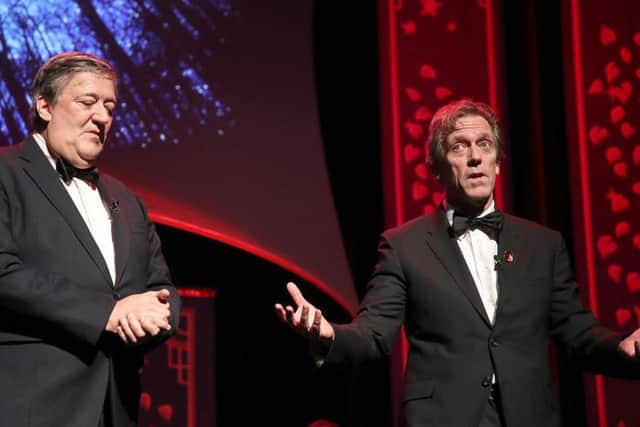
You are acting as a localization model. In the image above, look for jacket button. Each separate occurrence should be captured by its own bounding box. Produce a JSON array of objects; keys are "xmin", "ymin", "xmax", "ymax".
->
[
  {"xmin": 490, "ymin": 338, "xmax": 500, "ymax": 347},
  {"xmin": 114, "ymin": 291, "xmax": 121, "ymax": 299},
  {"xmin": 481, "ymin": 376, "xmax": 491, "ymax": 387}
]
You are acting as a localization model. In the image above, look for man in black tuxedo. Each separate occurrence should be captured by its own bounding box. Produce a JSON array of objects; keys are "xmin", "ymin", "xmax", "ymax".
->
[
  {"xmin": 0, "ymin": 52, "xmax": 181, "ymax": 426},
  {"xmin": 276, "ymin": 99, "xmax": 640, "ymax": 426}
]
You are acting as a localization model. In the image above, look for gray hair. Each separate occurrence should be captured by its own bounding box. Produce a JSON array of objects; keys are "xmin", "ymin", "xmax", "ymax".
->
[{"xmin": 30, "ymin": 51, "xmax": 117, "ymax": 132}]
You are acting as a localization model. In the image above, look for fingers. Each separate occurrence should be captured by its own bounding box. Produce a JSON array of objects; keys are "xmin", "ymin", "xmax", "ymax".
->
[
  {"xmin": 116, "ymin": 325, "xmax": 127, "ymax": 343},
  {"xmin": 274, "ymin": 303, "xmax": 297, "ymax": 325},
  {"xmin": 286, "ymin": 282, "xmax": 306, "ymax": 307},
  {"xmin": 144, "ymin": 304, "xmax": 171, "ymax": 322},
  {"xmin": 127, "ymin": 313, "xmax": 147, "ymax": 338},
  {"xmin": 118, "ymin": 315, "xmax": 138, "ymax": 343},
  {"xmin": 275, "ymin": 302, "xmax": 321, "ymax": 335},
  {"xmin": 300, "ymin": 305, "xmax": 309, "ymax": 329},
  {"xmin": 155, "ymin": 288, "xmax": 171, "ymax": 302},
  {"xmin": 141, "ymin": 317, "xmax": 161, "ymax": 336},
  {"xmin": 276, "ymin": 283, "xmax": 328, "ymax": 339},
  {"xmin": 310, "ymin": 309, "xmax": 322, "ymax": 335},
  {"xmin": 116, "ymin": 312, "xmax": 169, "ymax": 344},
  {"xmin": 285, "ymin": 305, "xmax": 296, "ymax": 325},
  {"xmin": 274, "ymin": 304, "xmax": 287, "ymax": 322},
  {"xmin": 618, "ymin": 333, "xmax": 640, "ymax": 359}
]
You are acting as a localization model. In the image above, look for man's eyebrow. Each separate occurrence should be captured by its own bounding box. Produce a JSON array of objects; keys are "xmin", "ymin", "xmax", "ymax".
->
[
  {"xmin": 449, "ymin": 135, "xmax": 470, "ymax": 143},
  {"xmin": 76, "ymin": 92, "xmax": 117, "ymax": 104},
  {"xmin": 75, "ymin": 92, "xmax": 98, "ymax": 99},
  {"xmin": 451, "ymin": 132, "xmax": 494, "ymax": 141}
]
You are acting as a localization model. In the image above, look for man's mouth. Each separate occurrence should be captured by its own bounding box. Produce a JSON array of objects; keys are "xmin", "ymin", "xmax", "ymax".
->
[
  {"xmin": 468, "ymin": 172, "xmax": 485, "ymax": 180},
  {"xmin": 86, "ymin": 130, "xmax": 104, "ymax": 144}
]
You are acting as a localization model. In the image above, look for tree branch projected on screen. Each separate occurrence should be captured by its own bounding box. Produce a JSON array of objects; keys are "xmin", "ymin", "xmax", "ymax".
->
[{"xmin": 0, "ymin": 0, "xmax": 234, "ymax": 148}]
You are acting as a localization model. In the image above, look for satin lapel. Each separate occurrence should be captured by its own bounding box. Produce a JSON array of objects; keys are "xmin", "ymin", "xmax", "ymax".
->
[
  {"xmin": 494, "ymin": 215, "xmax": 522, "ymax": 322},
  {"xmin": 97, "ymin": 180, "xmax": 129, "ymax": 287},
  {"xmin": 19, "ymin": 138, "xmax": 112, "ymax": 285},
  {"xmin": 423, "ymin": 210, "xmax": 492, "ymax": 328}
]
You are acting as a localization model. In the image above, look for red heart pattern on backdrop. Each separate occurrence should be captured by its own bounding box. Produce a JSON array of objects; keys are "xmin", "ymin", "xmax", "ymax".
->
[{"xmin": 585, "ymin": 24, "xmax": 640, "ymax": 350}]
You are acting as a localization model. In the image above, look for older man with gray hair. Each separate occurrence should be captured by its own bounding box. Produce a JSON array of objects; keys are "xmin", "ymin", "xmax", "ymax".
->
[{"xmin": 0, "ymin": 51, "xmax": 180, "ymax": 427}]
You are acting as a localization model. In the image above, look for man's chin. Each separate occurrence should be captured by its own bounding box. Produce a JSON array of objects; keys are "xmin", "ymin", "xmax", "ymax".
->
[
  {"xmin": 77, "ymin": 151, "xmax": 102, "ymax": 167},
  {"xmin": 468, "ymin": 193, "xmax": 492, "ymax": 204},
  {"xmin": 450, "ymin": 192, "xmax": 493, "ymax": 212}
]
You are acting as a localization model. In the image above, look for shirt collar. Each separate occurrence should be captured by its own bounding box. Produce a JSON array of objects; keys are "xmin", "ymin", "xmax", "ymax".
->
[
  {"xmin": 443, "ymin": 198, "xmax": 496, "ymax": 226},
  {"xmin": 32, "ymin": 133, "xmax": 58, "ymax": 171}
]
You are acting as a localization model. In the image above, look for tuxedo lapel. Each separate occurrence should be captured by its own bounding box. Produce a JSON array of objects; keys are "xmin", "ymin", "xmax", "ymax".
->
[
  {"xmin": 19, "ymin": 138, "xmax": 112, "ymax": 286},
  {"xmin": 494, "ymin": 215, "xmax": 523, "ymax": 322},
  {"xmin": 97, "ymin": 180, "xmax": 129, "ymax": 287},
  {"xmin": 423, "ymin": 210, "xmax": 492, "ymax": 328}
]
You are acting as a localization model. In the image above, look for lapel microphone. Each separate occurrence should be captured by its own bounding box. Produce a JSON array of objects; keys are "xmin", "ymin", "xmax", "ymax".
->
[
  {"xmin": 109, "ymin": 200, "xmax": 120, "ymax": 214},
  {"xmin": 494, "ymin": 254, "xmax": 503, "ymax": 271}
]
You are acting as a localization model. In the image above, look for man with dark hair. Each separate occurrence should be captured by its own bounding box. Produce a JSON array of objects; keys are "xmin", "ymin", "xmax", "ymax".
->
[
  {"xmin": 0, "ymin": 51, "xmax": 181, "ymax": 426},
  {"xmin": 276, "ymin": 99, "xmax": 640, "ymax": 426}
]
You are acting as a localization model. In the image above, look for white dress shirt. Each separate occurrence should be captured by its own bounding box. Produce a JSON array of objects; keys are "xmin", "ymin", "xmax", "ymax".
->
[
  {"xmin": 445, "ymin": 200, "xmax": 499, "ymax": 324},
  {"xmin": 33, "ymin": 133, "xmax": 116, "ymax": 285}
]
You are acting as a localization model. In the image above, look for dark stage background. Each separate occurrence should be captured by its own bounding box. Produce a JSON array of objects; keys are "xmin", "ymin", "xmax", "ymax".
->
[{"xmin": 0, "ymin": 1, "xmax": 639, "ymax": 426}]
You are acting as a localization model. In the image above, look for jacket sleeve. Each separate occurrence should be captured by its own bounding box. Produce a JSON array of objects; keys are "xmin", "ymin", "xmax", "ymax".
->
[
  {"xmin": 549, "ymin": 233, "xmax": 640, "ymax": 378},
  {"xmin": 326, "ymin": 233, "xmax": 406, "ymax": 365},
  {"xmin": 132, "ymin": 195, "xmax": 181, "ymax": 350},
  {"xmin": 0, "ymin": 174, "xmax": 116, "ymax": 346}
]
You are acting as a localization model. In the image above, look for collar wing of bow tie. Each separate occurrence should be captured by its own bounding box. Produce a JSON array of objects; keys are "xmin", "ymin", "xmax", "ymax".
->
[
  {"xmin": 56, "ymin": 157, "xmax": 99, "ymax": 186},
  {"xmin": 451, "ymin": 210, "xmax": 503, "ymax": 237}
]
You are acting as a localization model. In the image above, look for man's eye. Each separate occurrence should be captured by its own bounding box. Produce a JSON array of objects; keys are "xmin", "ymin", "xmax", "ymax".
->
[
  {"xmin": 450, "ymin": 143, "xmax": 465, "ymax": 152},
  {"xmin": 478, "ymin": 140, "xmax": 494, "ymax": 150}
]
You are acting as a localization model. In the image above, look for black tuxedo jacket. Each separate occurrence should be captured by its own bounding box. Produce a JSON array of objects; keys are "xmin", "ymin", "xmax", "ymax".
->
[
  {"xmin": 326, "ymin": 209, "xmax": 637, "ymax": 426},
  {"xmin": 0, "ymin": 137, "xmax": 180, "ymax": 427}
]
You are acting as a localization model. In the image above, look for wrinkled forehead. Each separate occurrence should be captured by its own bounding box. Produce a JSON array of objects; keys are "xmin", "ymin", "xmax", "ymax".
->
[
  {"xmin": 58, "ymin": 71, "xmax": 117, "ymax": 97},
  {"xmin": 447, "ymin": 115, "xmax": 494, "ymax": 141}
]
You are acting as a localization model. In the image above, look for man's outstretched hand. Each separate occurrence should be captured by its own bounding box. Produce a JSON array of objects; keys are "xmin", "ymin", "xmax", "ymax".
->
[
  {"xmin": 275, "ymin": 282, "xmax": 335, "ymax": 345},
  {"xmin": 619, "ymin": 327, "xmax": 640, "ymax": 359}
]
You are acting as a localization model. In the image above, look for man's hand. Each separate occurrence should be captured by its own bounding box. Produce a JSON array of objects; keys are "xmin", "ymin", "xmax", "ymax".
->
[
  {"xmin": 274, "ymin": 282, "xmax": 335, "ymax": 345},
  {"xmin": 106, "ymin": 289, "xmax": 172, "ymax": 344},
  {"xmin": 619, "ymin": 327, "xmax": 640, "ymax": 359}
]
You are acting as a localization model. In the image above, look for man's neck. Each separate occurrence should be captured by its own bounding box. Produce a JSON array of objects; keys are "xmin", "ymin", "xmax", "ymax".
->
[{"xmin": 445, "ymin": 196, "xmax": 494, "ymax": 218}]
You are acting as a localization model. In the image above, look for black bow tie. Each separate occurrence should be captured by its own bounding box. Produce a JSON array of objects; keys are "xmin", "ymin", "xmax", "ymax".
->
[
  {"xmin": 56, "ymin": 157, "xmax": 99, "ymax": 186},
  {"xmin": 451, "ymin": 210, "xmax": 503, "ymax": 238}
]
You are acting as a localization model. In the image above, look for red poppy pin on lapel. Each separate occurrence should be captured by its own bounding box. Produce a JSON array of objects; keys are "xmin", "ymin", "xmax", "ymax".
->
[{"xmin": 504, "ymin": 250, "xmax": 514, "ymax": 263}]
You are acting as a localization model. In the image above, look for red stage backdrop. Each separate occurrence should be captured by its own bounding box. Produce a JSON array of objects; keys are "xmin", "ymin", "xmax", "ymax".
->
[
  {"xmin": 377, "ymin": 0, "xmax": 508, "ymax": 425},
  {"xmin": 563, "ymin": 1, "xmax": 640, "ymax": 426},
  {"xmin": 139, "ymin": 288, "xmax": 216, "ymax": 427}
]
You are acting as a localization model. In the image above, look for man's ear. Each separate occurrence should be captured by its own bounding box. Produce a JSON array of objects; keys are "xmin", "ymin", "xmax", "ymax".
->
[
  {"xmin": 496, "ymin": 163, "xmax": 500, "ymax": 175},
  {"xmin": 35, "ymin": 96, "xmax": 53, "ymax": 123}
]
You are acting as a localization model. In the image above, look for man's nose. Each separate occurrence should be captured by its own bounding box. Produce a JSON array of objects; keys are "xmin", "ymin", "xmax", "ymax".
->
[
  {"xmin": 467, "ymin": 144, "xmax": 482, "ymax": 164},
  {"xmin": 92, "ymin": 106, "xmax": 111, "ymax": 123}
]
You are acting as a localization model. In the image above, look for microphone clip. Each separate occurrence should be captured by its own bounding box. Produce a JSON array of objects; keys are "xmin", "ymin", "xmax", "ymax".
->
[
  {"xmin": 109, "ymin": 200, "xmax": 120, "ymax": 214},
  {"xmin": 494, "ymin": 255, "xmax": 503, "ymax": 271}
]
